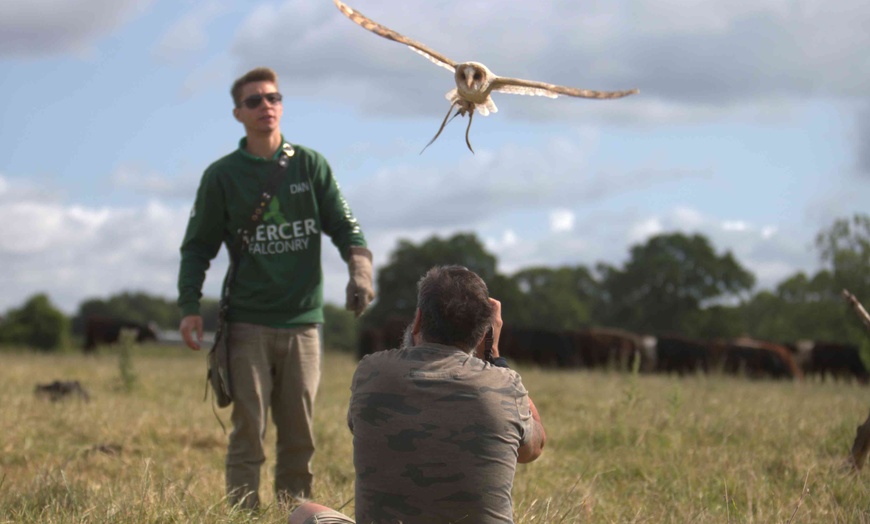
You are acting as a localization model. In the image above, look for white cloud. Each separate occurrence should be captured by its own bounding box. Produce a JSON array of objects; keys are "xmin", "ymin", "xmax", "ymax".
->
[
  {"xmin": 722, "ymin": 220, "xmax": 749, "ymax": 232},
  {"xmin": 110, "ymin": 164, "xmax": 199, "ymax": 198},
  {"xmin": 628, "ymin": 217, "xmax": 664, "ymax": 244},
  {"xmin": 761, "ymin": 226, "xmax": 778, "ymax": 239},
  {"xmin": 549, "ymin": 209, "xmax": 575, "ymax": 233},
  {"xmin": 672, "ymin": 207, "xmax": 705, "ymax": 229},
  {"xmin": 0, "ymin": 179, "xmax": 199, "ymax": 313},
  {"xmin": 488, "ymin": 229, "xmax": 520, "ymax": 250},
  {"xmin": 742, "ymin": 259, "xmax": 796, "ymax": 286},
  {"xmin": 343, "ymin": 138, "xmax": 706, "ymax": 231},
  {"xmin": 0, "ymin": 0, "xmax": 153, "ymax": 57},
  {"xmin": 152, "ymin": 2, "xmax": 226, "ymax": 64}
]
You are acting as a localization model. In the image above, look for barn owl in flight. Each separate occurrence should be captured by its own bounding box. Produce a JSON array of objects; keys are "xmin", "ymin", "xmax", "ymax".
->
[{"xmin": 333, "ymin": 0, "xmax": 639, "ymax": 153}]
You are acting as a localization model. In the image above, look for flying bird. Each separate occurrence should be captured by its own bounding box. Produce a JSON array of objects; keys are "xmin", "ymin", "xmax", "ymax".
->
[{"xmin": 333, "ymin": 0, "xmax": 639, "ymax": 153}]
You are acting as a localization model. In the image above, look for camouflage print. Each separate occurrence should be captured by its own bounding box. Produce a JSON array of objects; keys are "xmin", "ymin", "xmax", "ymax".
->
[{"xmin": 348, "ymin": 343, "xmax": 533, "ymax": 524}]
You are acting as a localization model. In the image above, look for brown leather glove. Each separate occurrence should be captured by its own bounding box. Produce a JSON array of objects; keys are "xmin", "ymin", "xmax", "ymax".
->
[{"xmin": 346, "ymin": 246, "xmax": 374, "ymax": 317}]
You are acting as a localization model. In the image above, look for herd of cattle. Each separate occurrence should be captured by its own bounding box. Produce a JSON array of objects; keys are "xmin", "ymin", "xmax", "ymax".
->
[
  {"xmin": 79, "ymin": 315, "xmax": 867, "ymax": 383},
  {"xmin": 358, "ymin": 317, "xmax": 869, "ymax": 383}
]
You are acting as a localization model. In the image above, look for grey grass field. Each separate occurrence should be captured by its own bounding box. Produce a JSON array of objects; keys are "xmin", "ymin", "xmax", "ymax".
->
[{"xmin": 1, "ymin": 345, "xmax": 869, "ymax": 523}]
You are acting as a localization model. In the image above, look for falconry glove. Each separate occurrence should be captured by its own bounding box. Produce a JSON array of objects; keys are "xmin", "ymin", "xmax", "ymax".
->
[{"xmin": 346, "ymin": 246, "xmax": 374, "ymax": 317}]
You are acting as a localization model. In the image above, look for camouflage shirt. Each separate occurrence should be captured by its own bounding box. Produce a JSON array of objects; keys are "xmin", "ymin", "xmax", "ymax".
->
[{"xmin": 347, "ymin": 343, "xmax": 534, "ymax": 524}]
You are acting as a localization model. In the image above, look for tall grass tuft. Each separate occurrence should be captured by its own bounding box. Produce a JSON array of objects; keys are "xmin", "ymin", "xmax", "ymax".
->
[{"xmin": 115, "ymin": 329, "xmax": 138, "ymax": 393}]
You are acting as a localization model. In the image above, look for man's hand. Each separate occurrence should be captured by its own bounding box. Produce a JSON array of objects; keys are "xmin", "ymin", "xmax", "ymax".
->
[
  {"xmin": 475, "ymin": 298, "xmax": 503, "ymax": 361},
  {"xmin": 179, "ymin": 315, "xmax": 204, "ymax": 350},
  {"xmin": 346, "ymin": 247, "xmax": 375, "ymax": 317}
]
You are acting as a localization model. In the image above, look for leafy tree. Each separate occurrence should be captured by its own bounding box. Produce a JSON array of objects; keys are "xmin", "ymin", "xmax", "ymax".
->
[
  {"xmin": 364, "ymin": 233, "xmax": 499, "ymax": 327},
  {"xmin": 683, "ymin": 305, "xmax": 745, "ymax": 340},
  {"xmin": 778, "ymin": 271, "xmax": 852, "ymax": 340},
  {"xmin": 737, "ymin": 290, "xmax": 793, "ymax": 342},
  {"xmin": 600, "ymin": 233, "xmax": 755, "ymax": 334},
  {"xmin": 323, "ymin": 303, "xmax": 357, "ymax": 352},
  {"xmin": 73, "ymin": 291, "xmax": 205, "ymax": 334},
  {"xmin": 736, "ymin": 265, "xmax": 865, "ymax": 344},
  {"xmin": 510, "ymin": 266, "xmax": 597, "ymax": 330},
  {"xmin": 816, "ymin": 213, "xmax": 870, "ymax": 302},
  {"xmin": 0, "ymin": 293, "xmax": 70, "ymax": 351}
]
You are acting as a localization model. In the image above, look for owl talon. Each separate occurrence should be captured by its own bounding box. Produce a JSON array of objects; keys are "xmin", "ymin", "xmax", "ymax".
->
[
  {"xmin": 464, "ymin": 111, "xmax": 474, "ymax": 154},
  {"xmin": 421, "ymin": 103, "xmax": 460, "ymax": 154}
]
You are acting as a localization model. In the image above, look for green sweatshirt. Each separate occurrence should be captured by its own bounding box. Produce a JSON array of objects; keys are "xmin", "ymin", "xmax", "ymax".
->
[{"xmin": 177, "ymin": 137, "xmax": 367, "ymax": 327}]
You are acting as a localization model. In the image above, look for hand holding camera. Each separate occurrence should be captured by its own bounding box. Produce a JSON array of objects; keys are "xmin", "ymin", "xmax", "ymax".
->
[{"xmin": 476, "ymin": 298, "xmax": 503, "ymax": 363}]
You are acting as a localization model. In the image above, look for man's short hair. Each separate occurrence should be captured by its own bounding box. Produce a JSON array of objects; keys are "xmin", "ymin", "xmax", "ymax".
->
[
  {"xmin": 231, "ymin": 67, "xmax": 279, "ymax": 107},
  {"xmin": 417, "ymin": 266, "xmax": 493, "ymax": 351}
]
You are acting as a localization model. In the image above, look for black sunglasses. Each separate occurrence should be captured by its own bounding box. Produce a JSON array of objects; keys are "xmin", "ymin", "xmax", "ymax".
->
[{"xmin": 240, "ymin": 92, "xmax": 283, "ymax": 109}]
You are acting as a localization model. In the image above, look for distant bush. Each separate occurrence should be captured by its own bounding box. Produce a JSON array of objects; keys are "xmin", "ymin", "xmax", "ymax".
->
[
  {"xmin": 0, "ymin": 294, "xmax": 70, "ymax": 351},
  {"xmin": 323, "ymin": 303, "xmax": 357, "ymax": 353},
  {"xmin": 72, "ymin": 291, "xmax": 220, "ymax": 335}
]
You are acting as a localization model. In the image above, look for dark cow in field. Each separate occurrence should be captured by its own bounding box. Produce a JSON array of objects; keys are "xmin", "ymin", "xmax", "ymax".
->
[
  {"xmin": 83, "ymin": 316, "xmax": 158, "ymax": 353},
  {"xmin": 498, "ymin": 326, "xmax": 575, "ymax": 367},
  {"xmin": 653, "ymin": 335, "xmax": 720, "ymax": 375},
  {"xmin": 720, "ymin": 337, "xmax": 802, "ymax": 380},
  {"xmin": 357, "ymin": 316, "xmax": 412, "ymax": 359},
  {"xmin": 788, "ymin": 340, "xmax": 868, "ymax": 383},
  {"xmin": 359, "ymin": 320, "xmax": 578, "ymax": 368},
  {"xmin": 565, "ymin": 328, "xmax": 655, "ymax": 371}
]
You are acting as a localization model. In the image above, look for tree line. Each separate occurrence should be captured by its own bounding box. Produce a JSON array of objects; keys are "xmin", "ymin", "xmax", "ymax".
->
[
  {"xmin": 1, "ymin": 214, "xmax": 868, "ymax": 352},
  {"xmin": 363, "ymin": 213, "xmax": 870, "ymax": 347}
]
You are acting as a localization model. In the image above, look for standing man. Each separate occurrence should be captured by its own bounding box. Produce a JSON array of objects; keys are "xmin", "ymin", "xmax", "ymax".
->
[
  {"xmin": 290, "ymin": 265, "xmax": 546, "ymax": 524},
  {"xmin": 177, "ymin": 67, "xmax": 374, "ymax": 509}
]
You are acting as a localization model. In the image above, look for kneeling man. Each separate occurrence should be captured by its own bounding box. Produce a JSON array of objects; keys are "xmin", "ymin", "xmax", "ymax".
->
[{"xmin": 291, "ymin": 265, "xmax": 546, "ymax": 524}]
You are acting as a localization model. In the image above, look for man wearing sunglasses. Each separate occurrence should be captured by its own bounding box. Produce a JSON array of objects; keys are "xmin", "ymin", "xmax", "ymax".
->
[{"xmin": 177, "ymin": 67, "xmax": 374, "ymax": 509}]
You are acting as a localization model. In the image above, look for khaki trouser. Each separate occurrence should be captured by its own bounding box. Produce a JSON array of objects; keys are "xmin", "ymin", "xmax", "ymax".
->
[{"xmin": 225, "ymin": 322, "xmax": 321, "ymax": 509}]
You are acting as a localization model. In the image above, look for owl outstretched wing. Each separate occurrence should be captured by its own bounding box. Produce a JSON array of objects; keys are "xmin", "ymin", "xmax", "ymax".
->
[
  {"xmin": 491, "ymin": 76, "xmax": 639, "ymax": 99},
  {"xmin": 333, "ymin": 0, "xmax": 457, "ymax": 73}
]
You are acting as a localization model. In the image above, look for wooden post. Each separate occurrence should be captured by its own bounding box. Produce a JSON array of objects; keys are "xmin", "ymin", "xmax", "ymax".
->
[
  {"xmin": 843, "ymin": 289, "xmax": 870, "ymax": 471},
  {"xmin": 843, "ymin": 289, "xmax": 870, "ymax": 335}
]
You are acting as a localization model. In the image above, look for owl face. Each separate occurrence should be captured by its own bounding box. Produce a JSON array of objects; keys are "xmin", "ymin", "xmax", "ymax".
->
[{"xmin": 455, "ymin": 62, "xmax": 491, "ymax": 98}]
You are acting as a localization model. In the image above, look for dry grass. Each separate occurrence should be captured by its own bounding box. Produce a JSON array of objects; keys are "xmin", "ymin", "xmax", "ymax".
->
[{"xmin": 1, "ymin": 345, "xmax": 869, "ymax": 523}]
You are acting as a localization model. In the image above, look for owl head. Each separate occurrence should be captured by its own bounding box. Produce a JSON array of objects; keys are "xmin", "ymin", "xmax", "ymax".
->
[{"xmin": 455, "ymin": 62, "xmax": 492, "ymax": 93}]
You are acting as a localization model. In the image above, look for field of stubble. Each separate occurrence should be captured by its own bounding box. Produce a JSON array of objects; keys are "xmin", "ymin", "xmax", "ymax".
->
[{"xmin": 1, "ymin": 344, "xmax": 869, "ymax": 523}]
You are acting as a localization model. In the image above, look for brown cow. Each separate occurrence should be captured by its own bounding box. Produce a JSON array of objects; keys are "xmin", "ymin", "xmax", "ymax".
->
[
  {"xmin": 565, "ymin": 328, "xmax": 654, "ymax": 372},
  {"xmin": 653, "ymin": 335, "xmax": 720, "ymax": 376},
  {"xmin": 720, "ymin": 337, "xmax": 802, "ymax": 380},
  {"xmin": 789, "ymin": 340, "xmax": 868, "ymax": 383},
  {"xmin": 83, "ymin": 316, "xmax": 158, "ymax": 353},
  {"xmin": 497, "ymin": 326, "xmax": 573, "ymax": 367}
]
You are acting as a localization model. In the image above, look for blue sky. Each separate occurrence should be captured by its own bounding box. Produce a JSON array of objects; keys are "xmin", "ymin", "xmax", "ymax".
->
[{"xmin": 1, "ymin": 0, "xmax": 868, "ymax": 314}]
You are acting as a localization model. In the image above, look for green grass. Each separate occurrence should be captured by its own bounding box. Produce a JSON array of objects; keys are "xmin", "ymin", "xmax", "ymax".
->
[{"xmin": 1, "ymin": 345, "xmax": 869, "ymax": 523}]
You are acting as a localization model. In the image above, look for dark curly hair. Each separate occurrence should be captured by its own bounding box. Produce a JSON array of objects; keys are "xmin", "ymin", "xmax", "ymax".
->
[{"xmin": 416, "ymin": 266, "xmax": 492, "ymax": 351}]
